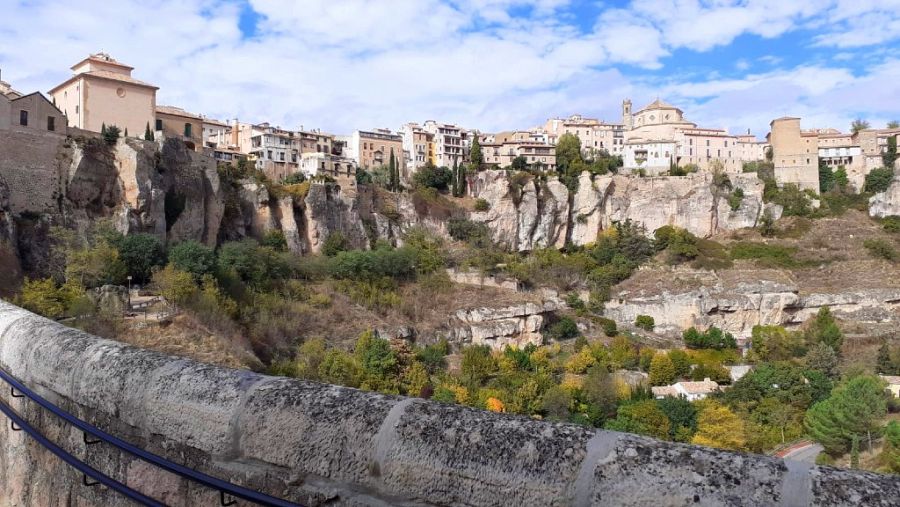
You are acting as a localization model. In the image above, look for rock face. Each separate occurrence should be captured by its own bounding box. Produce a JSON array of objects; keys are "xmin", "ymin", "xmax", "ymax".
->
[
  {"xmin": 469, "ymin": 170, "xmax": 779, "ymax": 251},
  {"xmin": 1, "ymin": 300, "xmax": 898, "ymax": 507},
  {"xmin": 869, "ymin": 177, "xmax": 900, "ymax": 218},
  {"xmin": 449, "ymin": 294, "xmax": 567, "ymax": 350},
  {"xmin": 604, "ymin": 271, "xmax": 900, "ymax": 338},
  {"xmin": 302, "ymin": 182, "xmax": 370, "ymax": 253},
  {"xmin": 0, "ymin": 174, "xmax": 22, "ymax": 295}
]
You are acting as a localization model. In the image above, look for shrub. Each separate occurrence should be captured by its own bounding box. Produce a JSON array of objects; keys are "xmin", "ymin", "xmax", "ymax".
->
[
  {"xmin": 683, "ymin": 326, "xmax": 737, "ymax": 350},
  {"xmin": 727, "ymin": 187, "xmax": 745, "ymax": 211},
  {"xmin": 597, "ymin": 317, "xmax": 618, "ymax": 337},
  {"xmin": 474, "ymin": 198, "xmax": 490, "ymax": 212},
  {"xmin": 448, "ymin": 218, "xmax": 491, "ymax": 244},
  {"xmin": 634, "ymin": 315, "xmax": 655, "ymax": 331},
  {"xmin": 168, "ymin": 240, "xmax": 217, "ymax": 279},
  {"xmin": 102, "ymin": 124, "xmax": 121, "ymax": 145},
  {"xmin": 863, "ymin": 238, "xmax": 899, "ymax": 262},
  {"xmin": 547, "ymin": 316, "xmax": 579, "ymax": 341},
  {"xmin": 261, "ymin": 230, "xmax": 288, "ymax": 252},
  {"xmin": 758, "ymin": 210, "xmax": 777, "ymax": 237},
  {"xmin": 864, "ymin": 167, "xmax": 895, "ymax": 194},
  {"xmin": 730, "ymin": 241, "xmax": 801, "ymax": 268},
  {"xmin": 654, "ymin": 226, "xmax": 699, "ymax": 263},
  {"xmin": 282, "ymin": 172, "xmax": 306, "ymax": 185},
  {"xmin": 412, "ymin": 163, "xmax": 452, "ymax": 191},
  {"xmin": 322, "ymin": 232, "xmax": 348, "ymax": 257},
  {"xmin": 882, "ymin": 216, "xmax": 900, "ymax": 233}
]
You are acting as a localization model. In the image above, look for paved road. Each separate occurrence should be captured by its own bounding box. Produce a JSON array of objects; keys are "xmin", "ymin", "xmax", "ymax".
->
[{"xmin": 782, "ymin": 443, "xmax": 824, "ymax": 464}]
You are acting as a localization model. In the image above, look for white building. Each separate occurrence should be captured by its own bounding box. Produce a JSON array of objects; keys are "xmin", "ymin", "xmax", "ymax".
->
[
  {"xmin": 651, "ymin": 378, "xmax": 720, "ymax": 401},
  {"xmin": 540, "ymin": 114, "xmax": 626, "ymax": 156},
  {"xmin": 423, "ymin": 120, "xmax": 467, "ymax": 167}
]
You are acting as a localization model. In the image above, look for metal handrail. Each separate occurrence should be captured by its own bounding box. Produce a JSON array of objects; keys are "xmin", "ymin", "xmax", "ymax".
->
[
  {"xmin": 0, "ymin": 397, "xmax": 164, "ymax": 506},
  {"xmin": 0, "ymin": 367, "xmax": 302, "ymax": 507}
]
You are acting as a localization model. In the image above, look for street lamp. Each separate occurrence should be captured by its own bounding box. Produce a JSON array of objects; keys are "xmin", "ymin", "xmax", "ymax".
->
[{"xmin": 126, "ymin": 275, "xmax": 132, "ymax": 312}]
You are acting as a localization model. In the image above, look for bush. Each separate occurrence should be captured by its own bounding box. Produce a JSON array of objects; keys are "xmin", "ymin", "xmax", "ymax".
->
[
  {"xmin": 322, "ymin": 232, "xmax": 348, "ymax": 257},
  {"xmin": 261, "ymin": 230, "xmax": 288, "ymax": 252},
  {"xmin": 547, "ymin": 316, "xmax": 579, "ymax": 341},
  {"xmin": 412, "ymin": 163, "xmax": 452, "ymax": 191},
  {"xmin": 328, "ymin": 246, "xmax": 418, "ymax": 281},
  {"xmin": 102, "ymin": 124, "xmax": 121, "ymax": 145},
  {"xmin": 597, "ymin": 317, "xmax": 618, "ymax": 337},
  {"xmin": 730, "ymin": 241, "xmax": 801, "ymax": 268},
  {"xmin": 654, "ymin": 226, "xmax": 699, "ymax": 263},
  {"xmin": 448, "ymin": 218, "xmax": 491, "ymax": 245},
  {"xmin": 634, "ymin": 315, "xmax": 655, "ymax": 331},
  {"xmin": 863, "ymin": 238, "xmax": 899, "ymax": 262},
  {"xmin": 282, "ymin": 172, "xmax": 306, "ymax": 185},
  {"xmin": 727, "ymin": 187, "xmax": 745, "ymax": 211},
  {"xmin": 864, "ymin": 167, "xmax": 895, "ymax": 194},
  {"xmin": 168, "ymin": 240, "xmax": 217, "ymax": 279},
  {"xmin": 683, "ymin": 326, "xmax": 737, "ymax": 350},
  {"xmin": 758, "ymin": 210, "xmax": 777, "ymax": 237},
  {"xmin": 474, "ymin": 198, "xmax": 490, "ymax": 212},
  {"xmin": 882, "ymin": 216, "xmax": 900, "ymax": 233}
]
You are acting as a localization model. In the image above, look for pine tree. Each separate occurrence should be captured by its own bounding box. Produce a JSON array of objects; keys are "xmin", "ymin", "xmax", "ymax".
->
[{"xmin": 144, "ymin": 122, "xmax": 154, "ymax": 141}]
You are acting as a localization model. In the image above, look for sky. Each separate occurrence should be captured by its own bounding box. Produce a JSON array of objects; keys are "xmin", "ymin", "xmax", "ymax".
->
[{"xmin": 2, "ymin": 0, "xmax": 900, "ymax": 137}]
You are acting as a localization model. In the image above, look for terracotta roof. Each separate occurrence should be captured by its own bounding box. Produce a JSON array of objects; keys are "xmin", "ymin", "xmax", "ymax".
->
[
  {"xmin": 651, "ymin": 386, "xmax": 679, "ymax": 398},
  {"xmin": 156, "ymin": 105, "xmax": 202, "ymax": 120},
  {"xmin": 72, "ymin": 53, "xmax": 134, "ymax": 71},
  {"xmin": 50, "ymin": 70, "xmax": 159, "ymax": 94},
  {"xmin": 639, "ymin": 98, "xmax": 679, "ymax": 112}
]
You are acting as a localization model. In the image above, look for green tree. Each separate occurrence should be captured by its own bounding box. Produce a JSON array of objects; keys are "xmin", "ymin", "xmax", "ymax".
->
[
  {"xmin": 556, "ymin": 133, "xmax": 582, "ymax": 176},
  {"xmin": 804, "ymin": 342, "xmax": 839, "ymax": 379},
  {"xmin": 649, "ymin": 353, "xmax": 676, "ymax": 386},
  {"xmin": 634, "ymin": 314, "xmax": 655, "ymax": 331},
  {"xmin": 412, "ymin": 162, "xmax": 452, "ymax": 191},
  {"xmin": 885, "ymin": 136, "xmax": 898, "ymax": 169},
  {"xmin": 261, "ymin": 230, "xmax": 288, "ymax": 252},
  {"xmin": 510, "ymin": 155, "xmax": 528, "ymax": 171},
  {"xmin": 819, "ymin": 160, "xmax": 835, "ymax": 193},
  {"xmin": 116, "ymin": 233, "xmax": 166, "ymax": 284},
  {"xmin": 354, "ymin": 331, "xmax": 398, "ymax": 390},
  {"xmin": 65, "ymin": 241, "xmax": 128, "ymax": 288},
  {"xmin": 144, "ymin": 122, "xmax": 154, "ymax": 141},
  {"xmin": 657, "ymin": 396, "xmax": 698, "ymax": 442},
  {"xmin": 876, "ymin": 341, "xmax": 897, "ymax": 375},
  {"xmin": 152, "ymin": 265, "xmax": 197, "ymax": 311},
  {"xmin": 850, "ymin": 435, "xmax": 860, "ymax": 469},
  {"xmin": 16, "ymin": 278, "xmax": 85, "ymax": 319},
  {"xmin": 865, "ymin": 167, "xmax": 895, "ymax": 194},
  {"xmin": 547, "ymin": 316, "xmax": 579, "ymax": 341},
  {"xmin": 322, "ymin": 232, "xmax": 348, "ymax": 257},
  {"xmin": 388, "ymin": 148, "xmax": 398, "ymax": 191},
  {"xmin": 291, "ymin": 338, "xmax": 327, "ymax": 380},
  {"xmin": 470, "ymin": 134, "xmax": 483, "ymax": 170},
  {"xmin": 605, "ymin": 400, "xmax": 670, "ymax": 440},
  {"xmin": 851, "ymin": 119, "xmax": 871, "ymax": 134},
  {"xmin": 451, "ymin": 158, "xmax": 459, "ymax": 197},
  {"xmin": 168, "ymin": 240, "xmax": 216, "ymax": 280},
  {"xmin": 460, "ymin": 344, "xmax": 496, "ymax": 386},
  {"xmin": 580, "ymin": 365, "xmax": 618, "ymax": 426},
  {"xmin": 888, "ymin": 121, "xmax": 900, "ymax": 129},
  {"xmin": 805, "ymin": 375, "xmax": 887, "ymax": 455},
  {"xmin": 804, "ymin": 307, "xmax": 843, "ymax": 351},
  {"xmin": 318, "ymin": 349, "xmax": 362, "ymax": 387},
  {"xmin": 668, "ymin": 349, "xmax": 692, "ymax": 378},
  {"xmin": 103, "ymin": 124, "xmax": 121, "ymax": 145},
  {"xmin": 881, "ymin": 420, "xmax": 900, "ymax": 473},
  {"xmin": 748, "ymin": 325, "xmax": 805, "ymax": 362},
  {"xmin": 401, "ymin": 361, "xmax": 430, "ymax": 397}
]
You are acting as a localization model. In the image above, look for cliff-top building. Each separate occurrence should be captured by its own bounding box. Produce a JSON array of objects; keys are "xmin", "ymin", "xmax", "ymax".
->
[
  {"xmin": 50, "ymin": 53, "xmax": 158, "ymax": 136},
  {"xmin": 621, "ymin": 98, "xmax": 766, "ymax": 175}
]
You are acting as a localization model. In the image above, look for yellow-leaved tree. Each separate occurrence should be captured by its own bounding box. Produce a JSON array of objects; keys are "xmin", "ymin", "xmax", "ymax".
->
[{"xmin": 692, "ymin": 400, "xmax": 747, "ymax": 451}]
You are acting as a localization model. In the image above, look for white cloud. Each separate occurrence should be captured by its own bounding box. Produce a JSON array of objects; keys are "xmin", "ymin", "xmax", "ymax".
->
[{"xmin": 0, "ymin": 0, "xmax": 899, "ymax": 137}]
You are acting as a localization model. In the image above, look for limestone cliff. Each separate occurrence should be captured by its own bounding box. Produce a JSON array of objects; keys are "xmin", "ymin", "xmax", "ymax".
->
[
  {"xmin": 0, "ymin": 174, "xmax": 22, "ymax": 295},
  {"xmin": 869, "ymin": 176, "xmax": 900, "ymax": 218}
]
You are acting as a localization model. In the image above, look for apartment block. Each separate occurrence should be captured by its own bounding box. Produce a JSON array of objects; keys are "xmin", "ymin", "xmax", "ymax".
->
[
  {"xmin": 345, "ymin": 129, "xmax": 405, "ymax": 172},
  {"xmin": 480, "ymin": 131, "xmax": 556, "ymax": 171},
  {"xmin": 541, "ymin": 114, "xmax": 625, "ymax": 156},
  {"xmin": 422, "ymin": 121, "xmax": 467, "ymax": 168},
  {"xmin": 400, "ymin": 123, "xmax": 435, "ymax": 172}
]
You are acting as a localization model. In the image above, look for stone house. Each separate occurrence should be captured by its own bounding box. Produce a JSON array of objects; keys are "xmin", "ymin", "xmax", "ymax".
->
[
  {"xmin": 652, "ymin": 378, "xmax": 720, "ymax": 401},
  {"xmin": 881, "ymin": 375, "xmax": 900, "ymax": 398},
  {"xmin": 155, "ymin": 105, "xmax": 203, "ymax": 150},
  {"xmin": 8, "ymin": 92, "xmax": 66, "ymax": 135}
]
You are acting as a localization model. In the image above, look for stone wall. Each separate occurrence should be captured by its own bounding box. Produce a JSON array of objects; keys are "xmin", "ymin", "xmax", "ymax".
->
[
  {"xmin": 0, "ymin": 129, "xmax": 67, "ymax": 214},
  {"xmin": 1, "ymin": 301, "xmax": 897, "ymax": 506}
]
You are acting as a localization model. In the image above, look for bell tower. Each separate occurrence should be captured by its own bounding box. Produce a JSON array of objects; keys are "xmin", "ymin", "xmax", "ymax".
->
[{"xmin": 622, "ymin": 99, "xmax": 633, "ymax": 130}]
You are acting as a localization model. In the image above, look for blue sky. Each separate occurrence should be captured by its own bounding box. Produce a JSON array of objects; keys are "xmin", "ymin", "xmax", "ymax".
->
[{"xmin": 2, "ymin": 0, "xmax": 900, "ymax": 136}]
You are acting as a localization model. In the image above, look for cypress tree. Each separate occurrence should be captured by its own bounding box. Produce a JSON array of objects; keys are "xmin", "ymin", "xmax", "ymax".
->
[
  {"xmin": 876, "ymin": 341, "xmax": 895, "ymax": 374},
  {"xmin": 388, "ymin": 149, "xmax": 398, "ymax": 191},
  {"xmin": 451, "ymin": 158, "xmax": 459, "ymax": 197},
  {"xmin": 459, "ymin": 162, "xmax": 467, "ymax": 196},
  {"xmin": 101, "ymin": 123, "xmax": 107, "ymax": 136},
  {"xmin": 470, "ymin": 134, "xmax": 483, "ymax": 171},
  {"xmin": 144, "ymin": 122, "xmax": 154, "ymax": 141},
  {"xmin": 124, "ymin": 127, "xmax": 128, "ymax": 138}
]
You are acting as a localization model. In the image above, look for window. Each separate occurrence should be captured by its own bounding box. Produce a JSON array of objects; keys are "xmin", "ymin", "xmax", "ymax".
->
[
  {"xmin": 267, "ymin": 150, "xmax": 273, "ymax": 159},
  {"xmin": 184, "ymin": 123, "xmax": 192, "ymax": 137},
  {"xmin": 717, "ymin": 149, "xmax": 721, "ymax": 157},
  {"xmin": 47, "ymin": 116, "xmax": 55, "ymax": 131},
  {"xmin": 19, "ymin": 110, "xmax": 28, "ymax": 126},
  {"xmin": 75, "ymin": 105, "xmax": 79, "ymax": 115},
  {"xmin": 706, "ymin": 140, "xmax": 710, "ymax": 146},
  {"xmin": 155, "ymin": 119, "xmax": 162, "ymax": 131}
]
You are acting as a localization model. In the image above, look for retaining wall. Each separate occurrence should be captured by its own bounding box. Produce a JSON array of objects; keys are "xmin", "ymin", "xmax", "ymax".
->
[{"xmin": 0, "ymin": 300, "xmax": 897, "ymax": 506}]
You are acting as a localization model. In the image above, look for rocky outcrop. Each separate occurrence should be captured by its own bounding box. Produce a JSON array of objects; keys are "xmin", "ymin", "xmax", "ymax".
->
[
  {"xmin": 869, "ymin": 177, "xmax": 900, "ymax": 218},
  {"xmin": 0, "ymin": 174, "xmax": 22, "ymax": 295},
  {"xmin": 449, "ymin": 293, "xmax": 567, "ymax": 350},
  {"xmin": 604, "ymin": 274, "xmax": 900, "ymax": 338},
  {"xmin": 468, "ymin": 170, "xmax": 778, "ymax": 250},
  {"xmin": 302, "ymin": 182, "xmax": 370, "ymax": 253}
]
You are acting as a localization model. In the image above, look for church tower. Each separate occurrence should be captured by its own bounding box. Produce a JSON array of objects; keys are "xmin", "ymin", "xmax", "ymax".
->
[{"xmin": 622, "ymin": 99, "xmax": 633, "ymax": 130}]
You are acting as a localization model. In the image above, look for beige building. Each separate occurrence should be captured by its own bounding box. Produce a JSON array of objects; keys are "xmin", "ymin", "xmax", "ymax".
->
[
  {"xmin": 202, "ymin": 117, "xmax": 229, "ymax": 149},
  {"xmin": 346, "ymin": 129, "xmax": 405, "ymax": 171},
  {"xmin": 50, "ymin": 53, "xmax": 157, "ymax": 135},
  {"xmin": 8, "ymin": 92, "xmax": 66, "ymax": 135},
  {"xmin": 542, "ymin": 114, "xmax": 625, "ymax": 156},
  {"xmin": 422, "ymin": 121, "xmax": 467, "ymax": 168},
  {"xmin": 622, "ymin": 99, "xmax": 766, "ymax": 175},
  {"xmin": 0, "ymin": 91, "xmax": 10, "ymax": 131},
  {"xmin": 480, "ymin": 131, "xmax": 557, "ymax": 171},
  {"xmin": 767, "ymin": 117, "xmax": 820, "ymax": 193},
  {"xmin": 400, "ymin": 123, "xmax": 435, "ymax": 172},
  {"xmin": 155, "ymin": 106, "xmax": 203, "ymax": 150}
]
